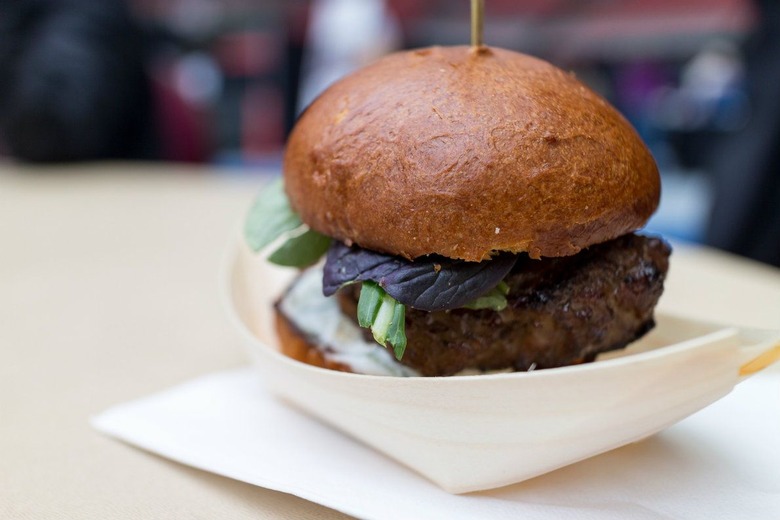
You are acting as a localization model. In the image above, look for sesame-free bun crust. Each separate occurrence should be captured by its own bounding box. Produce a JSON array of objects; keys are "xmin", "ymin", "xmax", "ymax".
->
[
  {"xmin": 274, "ymin": 306, "xmax": 355, "ymax": 373},
  {"xmin": 284, "ymin": 46, "xmax": 660, "ymax": 261}
]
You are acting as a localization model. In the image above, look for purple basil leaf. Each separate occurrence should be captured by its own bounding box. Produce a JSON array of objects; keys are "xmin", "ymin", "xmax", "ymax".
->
[
  {"xmin": 323, "ymin": 242, "xmax": 517, "ymax": 312},
  {"xmin": 322, "ymin": 242, "xmax": 400, "ymax": 295}
]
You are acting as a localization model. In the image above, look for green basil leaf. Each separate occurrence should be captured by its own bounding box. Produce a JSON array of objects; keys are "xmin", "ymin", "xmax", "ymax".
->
[
  {"xmin": 387, "ymin": 303, "xmax": 407, "ymax": 360},
  {"xmin": 357, "ymin": 281, "xmax": 383, "ymax": 327},
  {"xmin": 357, "ymin": 282, "xmax": 408, "ymax": 359},
  {"xmin": 267, "ymin": 228, "xmax": 332, "ymax": 267},
  {"xmin": 244, "ymin": 178, "xmax": 302, "ymax": 252},
  {"xmin": 462, "ymin": 281, "xmax": 509, "ymax": 311}
]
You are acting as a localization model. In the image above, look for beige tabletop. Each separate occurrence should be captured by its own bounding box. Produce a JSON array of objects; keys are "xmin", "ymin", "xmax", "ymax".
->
[{"xmin": 1, "ymin": 162, "xmax": 778, "ymax": 519}]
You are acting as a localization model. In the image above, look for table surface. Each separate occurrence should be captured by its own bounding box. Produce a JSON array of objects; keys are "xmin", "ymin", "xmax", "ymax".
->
[{"xmin": 2, "ymin": 162, "xmax": 779, "ymax": 519}]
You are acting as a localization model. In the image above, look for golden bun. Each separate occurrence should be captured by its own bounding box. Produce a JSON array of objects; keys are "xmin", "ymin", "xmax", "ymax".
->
[
  {"xmin": 283, "ymin": 46, "xmax": 660, "ymax": 261},
  {"xmin": 274, "ymin": 306, "xmax": 355, "ymax": 373}
]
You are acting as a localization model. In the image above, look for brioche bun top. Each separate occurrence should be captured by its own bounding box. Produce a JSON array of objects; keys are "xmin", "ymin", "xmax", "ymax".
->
[{"xmin": 283, "ymin": 46, "xmax": 660, "ymax": 261}]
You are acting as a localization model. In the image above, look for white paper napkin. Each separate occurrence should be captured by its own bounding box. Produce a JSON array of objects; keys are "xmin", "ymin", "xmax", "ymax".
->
[{"xmin": 92, "ymin": 366, "xmax": 780, "ymax": 520}]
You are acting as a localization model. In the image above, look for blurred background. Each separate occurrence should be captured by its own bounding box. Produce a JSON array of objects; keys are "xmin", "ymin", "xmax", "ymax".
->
[{"xmin": 0, "ymin": 0, "xmax": 778, "ymax": 266}]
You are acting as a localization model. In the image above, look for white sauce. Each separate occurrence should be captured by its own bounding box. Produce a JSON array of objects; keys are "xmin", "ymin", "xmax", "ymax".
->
[{"xmin": 279, "ymin": 266, "xmax": 420, "ymax": 377}]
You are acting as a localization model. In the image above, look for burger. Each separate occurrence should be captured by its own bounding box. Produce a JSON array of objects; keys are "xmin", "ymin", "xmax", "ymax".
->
[{"xmin": 245, "ymin": 45, "xmax": 671, "ymax": 377}]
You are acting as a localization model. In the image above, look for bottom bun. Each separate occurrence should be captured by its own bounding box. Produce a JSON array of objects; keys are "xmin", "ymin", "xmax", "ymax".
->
[{"xmin": 274, "ymin": 308, "xmax": 355, "ymax": 373}]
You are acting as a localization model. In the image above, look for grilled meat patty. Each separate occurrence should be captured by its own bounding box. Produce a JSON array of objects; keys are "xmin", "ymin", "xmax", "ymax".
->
[{"xmin": 339, "ymin": 233, "xmax": 671, "ymax": 376}]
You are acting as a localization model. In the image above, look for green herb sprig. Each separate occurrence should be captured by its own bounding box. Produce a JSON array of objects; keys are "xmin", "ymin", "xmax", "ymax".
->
[
  {"xmin": 462, "ymin": 281, "xmax": 509, "ymax": 311},
  {"xmin": 244, "ymin": 178, "xmax": 331, "ymax": 267},
  {"xmin": 357, "ymin": 282, "xmax": 407, "ymax": 360}
]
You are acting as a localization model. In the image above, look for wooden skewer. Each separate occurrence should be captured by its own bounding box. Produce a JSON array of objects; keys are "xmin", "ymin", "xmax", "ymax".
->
[
  {"xmin": 471, "ymin": 0, "xmax": 484, "ymax": 48},
  {"xmin": 739, "ymin": 342, "xmax": 780, "ymax": 377}
]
